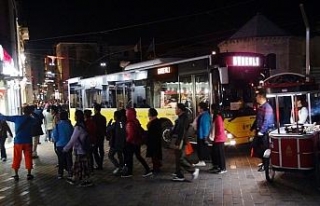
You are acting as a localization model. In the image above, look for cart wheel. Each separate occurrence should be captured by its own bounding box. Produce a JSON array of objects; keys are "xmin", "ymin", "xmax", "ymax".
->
[{"xmin": 264, "ymin": 158, "xmax": 275, "ymax": 182}]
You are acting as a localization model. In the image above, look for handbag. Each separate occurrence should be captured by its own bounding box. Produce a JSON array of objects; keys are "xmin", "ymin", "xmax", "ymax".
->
[
  {"xmin": 207, "ymin": 118, "xmax": 216, "ymax": 143},
  {"xmin": 184, "ymin": 141, "xmax": 193, "ymax": 156}
]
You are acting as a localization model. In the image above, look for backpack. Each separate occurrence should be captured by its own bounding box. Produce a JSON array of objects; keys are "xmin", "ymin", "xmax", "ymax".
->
[
  {"xmin": 135, "ymin": 122, "xmax": 147, "ymax": 145},
  {"xmin": 76, "ymin": 124, "xmax": 91, "ymax": 153}
]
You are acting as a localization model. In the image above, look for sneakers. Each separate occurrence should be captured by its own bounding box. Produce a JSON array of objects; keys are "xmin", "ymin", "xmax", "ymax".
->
[
  {"xmin": 193, "ymin": 161, "xmax": 206, "ymax": 167},
  {"xmin": 1, "ymin": 157, "xmax": 6, "ymax": 162},
  {"xmin": 192, "ymin": 168, "xmax": 200, "ymax": 180},
  {"xmin": 113, "ymin": 168, "xmax": 120, "ymax": 175},
  {"xmin": 209, "ymin": 165, "xmax": 219, "ymax": 172},
  {"xmin": 66, "ymin": 177, "xmax": 75, "ymax": 185},
  {"xmin": 214, "ymin": 169, "xmax": 227, "ymax": 174},
  {"xmin": 27, "ymin": 174, "xmax": 34, "ymax": 180},
  {"xmin": 121, "ymin": 173, "xmax": 133, "ymax": 178},
  {"xmin": 263, "ymin": 149, "xmax": 271, "ymax": 158},
  {"xmin": 12, "ymin": 175, "xmax": 19, "ymax": 181},
  {"xmin": 142, "ymin": 171, "xmax": 153, "ymax": 178},
  {"xmin": 172, "ymin": 176, "xmax": 185, "ymax": 182},
  {"xmin": 79, "ymin": 180, "xmax": 93, "ymax": 187},
  {"xmin": 57, "ymin": 175, "xmax": 63, "ymax": 180}
]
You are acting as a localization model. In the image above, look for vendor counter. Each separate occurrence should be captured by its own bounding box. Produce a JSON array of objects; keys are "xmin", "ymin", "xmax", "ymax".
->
[{"xmin": 269, "ymin": 128, "xmax": 320, "ymax": 170}]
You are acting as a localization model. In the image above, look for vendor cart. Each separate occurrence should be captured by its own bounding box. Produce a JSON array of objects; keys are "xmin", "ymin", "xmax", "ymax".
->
[{"xmin": 262, "ymin": 73, "xmax": 320, "ymax": 184}]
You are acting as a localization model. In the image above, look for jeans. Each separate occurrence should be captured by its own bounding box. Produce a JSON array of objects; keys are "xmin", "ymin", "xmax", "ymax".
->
[
  {"xmin": 0, "ymin": 137, "xmax": 7, "ymax": 159},
  {"xmin": 32, "ymin": 136, "xmax": 40, "ymax": 156},
  {"xmin": 46, "ymin": 130, "xmax": 52, "ymax": 141},
  {"xmin": 56, "ymin": 146, "xmax": 73, "ymax": 176},
  {"xmin": 124, "ymin": 143, "xmax": 150, "ymax": 174}
]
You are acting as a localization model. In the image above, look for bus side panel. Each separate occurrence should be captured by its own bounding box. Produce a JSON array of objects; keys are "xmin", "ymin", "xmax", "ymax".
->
[
  {"xmin": 135, "ymin": 108, "xmax": 176, "ymax": 129},
  {"xmin": 224, "ymin": 115, "xmax": 256, "ymax": 145}
]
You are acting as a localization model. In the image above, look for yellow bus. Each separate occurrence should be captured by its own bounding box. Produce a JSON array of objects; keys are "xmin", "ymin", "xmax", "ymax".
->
[{"xmin": 67, "ymin": 52, "xmax": 274, "ymax": 146}]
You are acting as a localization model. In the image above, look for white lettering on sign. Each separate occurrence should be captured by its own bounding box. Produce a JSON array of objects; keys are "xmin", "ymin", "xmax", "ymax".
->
[
  {"xmin": 157, "ymin": 67, "xmax": 171, "ymax": 75},
  {"xmin": 232, "ymin": 56, "xmax": 260, "ymax": 67}
]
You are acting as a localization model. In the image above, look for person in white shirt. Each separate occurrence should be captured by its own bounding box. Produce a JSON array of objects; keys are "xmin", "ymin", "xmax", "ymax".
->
[{"xmin": 290, "ymin": 96, "xmax": 309, "ymax": 124}]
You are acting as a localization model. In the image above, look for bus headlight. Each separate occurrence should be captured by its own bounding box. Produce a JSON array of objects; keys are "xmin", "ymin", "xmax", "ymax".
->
[
  {"xmin": 227, "ymin": 133, "xmax": 233, "ymax": 139},
  {"xmin": 230, "ymin": 140, "xmax": 236, "ymax": 146}
]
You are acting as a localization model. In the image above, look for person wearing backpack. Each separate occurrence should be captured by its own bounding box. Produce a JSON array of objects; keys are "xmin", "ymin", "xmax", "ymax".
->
[
  {"xmin": 107, "ymin": 110, "xmax": 126, "ymax": 175},
  {"xmin": 52, "ymin": 111, "xmax": 74, "ymax": 179},
  {"xmin": 63, "ymin": 110, "xmax": 93, "ymax": 187},
  {"xmin": 121, "ymin": 108, "xmax": 152, "ymax": 178}
]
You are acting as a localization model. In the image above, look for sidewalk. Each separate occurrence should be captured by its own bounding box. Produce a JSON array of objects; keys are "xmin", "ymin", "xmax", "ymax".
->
[{"xmin": 1, "ymin": 141, "xmax": 320, "ymax": 205}]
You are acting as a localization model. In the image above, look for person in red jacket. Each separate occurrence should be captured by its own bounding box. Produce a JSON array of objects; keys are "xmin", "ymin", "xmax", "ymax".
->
[
  {"xmin": 121, "ymin": 108, "xmax": 152, "ymax": 178},
  {"xmin": 209, "ymin": 104, "xmax": 227, "ymax": 174}
]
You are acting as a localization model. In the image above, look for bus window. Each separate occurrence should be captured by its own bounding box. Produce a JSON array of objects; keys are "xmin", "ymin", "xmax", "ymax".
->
[
  {"xmin": 69, "ymin": 82, "xmax": 82, "ymax": 109},
  {"xmin": 153, "ymin": 81, "xmax": 179, "ymax": 109},
  {"xmin": 180, "ymin": 76, "xmax": 192, "ymax": 110},
  {"xmin": 84, "ymin": 88, "xmax": 103, "ymax": 108},
  {"xmin": 195, "ymin": 74, "xmax": 209, "ymax": 112}
]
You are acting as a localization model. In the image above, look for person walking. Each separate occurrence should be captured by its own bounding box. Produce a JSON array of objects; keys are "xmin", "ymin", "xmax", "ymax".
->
[
  {"xmin": 0, "ymin": 106, "xmax": 36, "ymax": 181},
  {"xmin": 107, "ymin": 110, "xmax": 126, "ymax": 175},
  {"xmin": 194, "ymin": 102, "xmax": 211, "ymax": 167},
  {"xmin": 251, "ymin": 89, "xmax": 275, "ymax": 171},
  {"xmin": 146, "ymin": 108, "xmax": 163, "ymax": 173},
  {"xmin": 121, "ymin": 108, "xmax": 152, "ymax": 178},
  {"xmin": 92, "ymin": 104, "xmax": 107, "ymax": 170},
  {"xmin": 0, "ymin": 120, "xmax": 13, "ymax": 161},
  {"xmin": 84, "ymin": 109, "xmax": 97, "ymax": 172},
  {"xmin": 43, "ymin": 105, "xmax": 54, "ymax": 142},
  {"xmin": 63, "ymin": 110, "xmax": 93, "ymax": 187},
  {"xmin": 52, "ymin": 111, "xmax": 74, "ymax": 179},
  {"xmin": 171, "ymin": 103, "xmax": 199, "ymax": 182},
  {"xmin": 209, "ymin": 104, "xmax": 227, "ymax": 174}
]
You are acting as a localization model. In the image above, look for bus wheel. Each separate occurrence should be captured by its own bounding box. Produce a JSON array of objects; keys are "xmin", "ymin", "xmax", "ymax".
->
[{"xmin": 159, "ymin": 118, "xmax": 173, "ymax": 149}]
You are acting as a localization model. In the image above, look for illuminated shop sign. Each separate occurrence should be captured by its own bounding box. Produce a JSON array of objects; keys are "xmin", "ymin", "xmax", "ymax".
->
[
  {"xmin": 230, "ymin": 56, "xmax": 261, "ymax": 67},
  {"xmin": 157, "ymin": 67, "xmax": 171, "ymax": 75}
]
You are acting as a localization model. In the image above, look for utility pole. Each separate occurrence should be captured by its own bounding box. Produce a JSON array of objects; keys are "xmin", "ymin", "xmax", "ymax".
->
[{"xmin": 300, "ymin": 4, "xmax": 310, "ymax": 82}]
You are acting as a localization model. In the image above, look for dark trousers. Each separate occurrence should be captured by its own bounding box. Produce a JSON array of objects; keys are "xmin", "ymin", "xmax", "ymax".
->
[
  {"xmin": 197, "ymin": 138, "xmax": 207, "ymax": 161},
  {"xmin": 93, "ymin": 138, "xmax": 105, "ymax": 168},
  {"xmin": 0, "ymin": 137, "xmax": 7, "ymax": 159},
  {"xmin": 152, "ymin": 157, "xmax": 162, "ymax": 172},
  {"xmin": 46, "ymin": 130, "xmax": 52, "ymax": 141},
  {"xmin": 252, "ymin": 134, "xmax": 269, "ymax": 159},
  {"xmin": 124, "ymin": 143, "xmax": 150, "ymax": 174},
  {"xmin": 175, "ymin": 145, "xmax": 195, "ymax": 177},
  {"xmin": 56, "ymin": 146, "xmax": 73, "ymax": 176},
  {"xmin": 108, "ymin": 147, "xmax": 124, "ymax": 168},
  {"xmin": 212, "ymin": 143, "xmax": 226, "ymax": 171}
]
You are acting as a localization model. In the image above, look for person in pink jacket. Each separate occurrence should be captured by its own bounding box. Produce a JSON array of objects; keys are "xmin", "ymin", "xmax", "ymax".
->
[{"xmin": 209, "ymin": 104, "xmax": 227, "ymax": 174}]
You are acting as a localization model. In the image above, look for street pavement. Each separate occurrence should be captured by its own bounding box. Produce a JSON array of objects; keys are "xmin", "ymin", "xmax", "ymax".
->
[{"xmin": 1, "ymin": 137, "xmax": 320, "ymax": 206}]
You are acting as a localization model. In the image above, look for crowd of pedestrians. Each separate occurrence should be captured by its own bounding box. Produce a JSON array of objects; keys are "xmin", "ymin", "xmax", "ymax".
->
[{"xmin": 0, "ymin": 97, "xmax": 252, "ymax": 187}]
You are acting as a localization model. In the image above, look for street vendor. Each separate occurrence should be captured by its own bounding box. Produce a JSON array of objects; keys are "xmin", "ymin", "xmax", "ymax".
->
[{"xmin": 290, "ymin": 96, "xmax": 309, "ymax": 124}]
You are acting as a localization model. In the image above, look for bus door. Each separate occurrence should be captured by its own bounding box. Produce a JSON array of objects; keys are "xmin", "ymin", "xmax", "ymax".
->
[{"xmin": 115, "ymin": 81, "xmax": 133, "ymax": 109}]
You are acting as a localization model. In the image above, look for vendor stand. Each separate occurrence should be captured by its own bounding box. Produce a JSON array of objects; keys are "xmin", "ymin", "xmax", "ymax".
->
[{"xmin": 262, "ymin": 73, "xmax": 320, "ymax": 185}]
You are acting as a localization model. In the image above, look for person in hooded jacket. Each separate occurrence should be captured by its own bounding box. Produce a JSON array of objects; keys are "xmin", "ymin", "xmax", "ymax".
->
[
  {"xmin": 107, "ymin": 110, "xmax": 126, "ymax": 175},
  {"xmin": 121, "ymin": 108, "xmax": 152, "ymax": 178},
  {"xmin": 84, "ymin": 109, "xmax": 97, "ymax": 172}
]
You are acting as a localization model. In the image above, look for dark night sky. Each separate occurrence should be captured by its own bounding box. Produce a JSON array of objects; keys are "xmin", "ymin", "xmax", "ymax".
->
[{"xmin": 19, "ymin": 0, "xmax": 319, "ymax": 58}]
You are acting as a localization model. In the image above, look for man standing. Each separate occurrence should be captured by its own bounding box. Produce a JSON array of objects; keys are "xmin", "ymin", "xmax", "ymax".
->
[
  {"xmin": 251, "ymin": 89, "xmax": 274, "ymax": 171},
  {"xmin": 92, "ymin": 104, "xmax": 107, "ymax": 170},
  {"xmin": 171, "ymin": 103, "xmax": 199, "ymax": 181},
  {"xmin": 0, "ymin": 106, "xmax": 36, "ymax": 181}
]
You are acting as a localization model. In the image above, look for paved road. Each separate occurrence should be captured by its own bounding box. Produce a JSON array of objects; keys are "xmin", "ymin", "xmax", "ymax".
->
[{"xmin": 1, "ymin": 140, "xmax": 320, "ymax": 206}]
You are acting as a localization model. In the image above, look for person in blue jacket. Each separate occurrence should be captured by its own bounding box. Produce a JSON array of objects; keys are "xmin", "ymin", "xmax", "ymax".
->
[
  {"xmin": 194, "ymin": 102, "xmax": 211, "ymax": 167},
  {"xmin": 0, "ymin": 105, "xmax": 36, "ymax": 181},
  {"xmin": 52, "ymin": 110, "xmax": 74, "ymax": 179}
]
